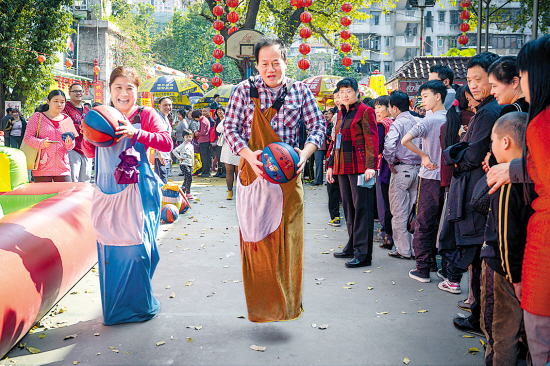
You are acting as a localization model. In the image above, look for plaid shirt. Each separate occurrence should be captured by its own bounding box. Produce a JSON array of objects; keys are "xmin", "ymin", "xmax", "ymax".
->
[{"xmin": 224, "ymin": 75, "xmax": 326, "ymax": 155}]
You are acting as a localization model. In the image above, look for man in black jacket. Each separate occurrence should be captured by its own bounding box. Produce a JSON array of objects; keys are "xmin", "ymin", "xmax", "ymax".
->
[
  {"xmin": 439, "ymin": 52, "xmax": 503, "ymax": 333},
  {"xmin": 1, "ymin": 108, "xmax": 13, "ymax": 147}
]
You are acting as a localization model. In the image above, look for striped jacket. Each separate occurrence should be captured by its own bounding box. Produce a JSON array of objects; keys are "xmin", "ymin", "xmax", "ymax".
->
[{"xmin": 327, "ymin": 101, "xmax": 378, "ymax": 175}]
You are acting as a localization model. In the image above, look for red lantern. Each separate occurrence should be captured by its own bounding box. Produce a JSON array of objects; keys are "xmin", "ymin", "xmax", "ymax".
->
[
  {"xmin": 213, "ymin": 49, "xmax": 225, "ymax": 59},
  {"xmin": 460, "ymin": 10, "xmax": 470, "ymax": 20},
  {"xmin": 172, "ymin": 71, "xmax": 177, "ymax": 75},
  {"xmin": 37, "ymin": 55, "xmax": 46, "ymax": 63},
  {"xmin": 228, "ymin": 26, "xmax": 239, "ymax": 35},
  {"xmin": 213, "ymin": 20, "xmax": 224, "ymax": 31},
  {"xmin": 201, "ymin": 78, "xmax": 208, "ymax": 83},
  {"xmin": 341, "ymin": 43, "xmax": 352, "ymax": 53},
  {"xmin": 65, "ymin": 59, "xmax": 73, "ymax": 68},
  {"xmin": 146, "ymin": 74, "xmax": 152, "ymax": 79},
  {"xmin": 212, "ymin": 63, "xmax": 223, "ymax": 74},
  {"xmin": 227, "ymin": 11, "xmax": 239, "ymax": 23},
  {"xmin": 188, "ymin": 74, "xmax": 194, "ymax": 79},
  {"xmin": 298, "ymin": 58, "xmax": 310, "ymax": 70},
  {"xmin": 460, "ymin": 0, "xmax": 471, "ymax": 7},
  {"xmin": 212, "ymin": 5, "xmax": 224, "ymax": 16},
  {"xmin": 341, "ymin": 2, "xmax": 352, "ymax": 13},
  {"xmin": 458, "ymin": 35, "xmax": 469, "ymax": 45},
  {"xmin": 202, "ymin": 83, "xmax": 209, "ymax": 91},
  {"xmin": 300, "ymin": 11, "xmax": 312, "ymax": 23},
  {"xmin": 299, "ymin": 43, "xmax": 311, "ymax": 55},
  {"xmin": 341, "ymin": 16, "xmax": 352, "ymax": 27},
  {"xmin": 341, "ymin": 29, "xmax": 351, "ymax": 40},
  {"xmin": 227, "ymin": 0, "xmax": 239, "ymax": 7},
  {"xmin": 342, "ymin": 56, "xmax": 352, "ymax": 67},
  {"xmin": 93, "ymin": 65, "xmax": 101, "ymax": 74},
  {"xmin": 303, "ymin": 0, "xmax": 312, "ymax": 7},
  {"xmin": 211, "ymin": 76, "xmax": 223, "ymax": 87},
  {"xmin": 213, "ymin": 34, "xmax": 225, "ymax": 45},
  {"xmin": 290, "ymin": 0, "xmax": 303, "ymax": 7},
  {"xmin": 460, "ymin": 23, "xmax": 470, "ymax": 32},
  {"xmin": 299, "ymin": 27, "xmax": 312, "ymax": 39}
]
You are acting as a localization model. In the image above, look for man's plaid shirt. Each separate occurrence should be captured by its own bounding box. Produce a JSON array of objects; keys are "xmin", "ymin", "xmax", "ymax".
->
[{"xmin": 224, "ymin": 75, "xmax": 326, "ymax": 155}]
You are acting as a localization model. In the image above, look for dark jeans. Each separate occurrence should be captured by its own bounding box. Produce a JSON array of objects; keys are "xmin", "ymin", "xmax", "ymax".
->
[
  {"xmin": 338, "ymin": 174, "xmax": 374, "ymax": 261},
  {"xmin": 327, "ymin": 179, "xmax": 341, "ymax": 220},
  {"xmin": 380, "ymin": 180, "xmax": 392, "ymax": 236},
  {"xmin": 180, "ymin": 164, "xmax": 192, "ymax": 194},
  {"xmin": 33, "ymin": 175, "xmax": 71, "ymax": 183},
  {"xmin": 313, "ymin": 150, "xmax": 325, "ymax": 185},
  {"xmin": 154, "ymin": 157, "xmax": 169, "ymax": 184},
  {"xmin": 9, "ymin": 135, "xmax": 23, "ymax": 149},
  {"xmin": 214, "ymin": 145, "xmax": 224, "ymax": 174},
  {"xmin": 413, "ymin": 178, "xmax": 445, "ymax": 275},
  {"xmin": 199, "ymin": 142, "xmax": 211, "ymax": 176}
]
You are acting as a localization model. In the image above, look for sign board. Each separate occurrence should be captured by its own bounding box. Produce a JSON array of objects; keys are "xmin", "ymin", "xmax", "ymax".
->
[
  {"xmin": 94, "ymin": 81, "xmax": 104, "ymax": 104},
  {"xmin": 400, "ymin": 80, "xmax": 466, "ymax": 96},
  {"xmin": 225, "ymin": 29, "xmax": 264, "ymax": 61},
  {"xmin": 5, "ymin": 101, "xmax": 21, "ymax": 115}
]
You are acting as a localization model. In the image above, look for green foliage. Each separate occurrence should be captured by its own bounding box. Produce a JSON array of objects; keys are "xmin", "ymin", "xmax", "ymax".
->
[
  {"xmin": 0, "ymin": 0, "xmax": 73, "ymax": 115},
  {"xmin": 152, "ymin": 8, "xmax": 241, "ymax": 84},
  {"xmin": 108, "ymin": 0, "xmax": 157, "ymax": 79},
  {"xmin": 446, "ymin": 48, "xmax": 476, "ymax": 56},
  {"xmin": 328, "ymin": 53, "xmax": 363, "ymax": 79}
]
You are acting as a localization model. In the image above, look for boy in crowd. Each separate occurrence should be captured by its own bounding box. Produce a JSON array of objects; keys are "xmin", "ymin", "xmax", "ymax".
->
[
  {"xmin": 480, "ymin": 112, "xmax": 535, "ymax": 366},
  {"xmin": 428, "ymin": 64, "xmax": 456, "ymax": 110},
  {"xmin": 172, "ymin": 129, "xmax": 195, "ymax": 199},
  {"xmin": 401, "ymin": 80, "xmax": 448, "ymax": 282},
  {"xmin": 383, "ymin": 91, "xmax": 422, "ymax": 260}
]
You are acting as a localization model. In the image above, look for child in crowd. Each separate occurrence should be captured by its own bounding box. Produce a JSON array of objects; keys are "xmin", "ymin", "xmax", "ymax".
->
[
  {"xmin": 480, "ymin": 112, "xmax": 535, "ymax": 365},
  {"xmin": 401, "ymin": 80, "xmax": 448, "ymax": 282},
  {"xmin": 172, "ymin": 129, "xmax": 194, "ymax": 199}
]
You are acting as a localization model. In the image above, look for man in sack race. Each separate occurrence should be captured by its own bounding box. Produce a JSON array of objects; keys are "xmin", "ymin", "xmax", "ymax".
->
[{"xmin": 224, "ymin": 36, "xmax": 326, "ymax": 323}]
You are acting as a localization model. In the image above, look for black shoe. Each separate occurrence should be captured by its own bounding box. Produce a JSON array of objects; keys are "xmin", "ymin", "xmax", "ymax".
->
[
  {"xmin": 388, "ymin": 250, "xmax": 412, "ymax": 260},
  {"xmin": 345, "ymin": 258, "xmax": 371, "ymax": 268},
  {"xmin": 380, "ymin": 235, "xmax": 394, "ymax": 249},
  {"xmin": 333, "ymin": 251, "xmax": 353, "ymax": 258},
  {"xmin": 457, "ymin": 299, "xmax": 472, "ymax": 312},
  {"xmin": 178, "ymin": 173, "xmax": 185, "ymax": 176},
  {"xmin": 199, "ymin": 173, "xmax": 210, "ymax": 178},
  {"xmin": 219, "ymin": 173, "xmax": 226, "ymax": 178},
  {"xmin": 453, "ymin": 317, "xmax": 483, "ymax": 337}
]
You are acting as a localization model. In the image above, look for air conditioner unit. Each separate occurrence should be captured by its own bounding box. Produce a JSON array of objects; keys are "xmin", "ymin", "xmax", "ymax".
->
[{"xmin": 73, "ymin": 0, "xmax": 88, "ymax": 10}]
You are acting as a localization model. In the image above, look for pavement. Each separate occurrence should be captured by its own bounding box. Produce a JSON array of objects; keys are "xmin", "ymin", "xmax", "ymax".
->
[{"xmin": 2, "ymin": 173, "xmax": 485, "ymax": 366}]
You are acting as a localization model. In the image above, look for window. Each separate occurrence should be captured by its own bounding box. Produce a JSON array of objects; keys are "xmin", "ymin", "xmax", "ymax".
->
[
  {"xmin": 450, "ymin": 11, "xmax": 459, "ymax": 24},
  {"xmin": 384, "ymin": 61, "xmax": 391, "ymax": 73},
  {"xmin": 385, "ymin": 13, "xmax": 391, "ymax": 23},
  {"xmin": 371, "ymin": 11, "xmax": 380, "ymax": 25},
  {"xmin": 448, "ymin": 38, "xmax": 457, "ymax": 49},
  {"xmin": 385, "ymin": 36, "xmax": 390, "ymax": 47},
  {"xmin": 426, "ymin": 11, "xmax": 433, "ymax": 28},
  {"xmin": 370, "ymin": 62, "xmax": 380, "ymax": 72},
  {"xmin": 438, "ymin": 38, "xmax": 444, "ymax": 48},
  {"xmin": 439, "ymin": 11, "xmax": 445, "ymax": 22},
  {"xmin": 371, "ymin": 36, "xmax": 381, "ymax": 50}
]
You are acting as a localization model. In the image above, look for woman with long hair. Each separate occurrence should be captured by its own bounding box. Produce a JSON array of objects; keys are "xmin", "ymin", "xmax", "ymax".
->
[
  {"xmin": 488, "ymin": 56, "xmax": 529, "ymax": 114},
  {"xmin": 23, "ymin": 90, "xmax": 75, "ymax": 182},
  {"xmin": 515, "ymin": 35, "xmax": 550, "ymax": 366},
  {"xmin": 82, "ymin": 66, "xmax": 173, "ymax": 325},
  {"xmin": 213, "ymin": 107, "xmax": 226, "ymax": 178},
  {"xmin": 6, "ymin": 109, "xmax": 26, "ymax": 149},
  {"xmin": 216, "ymin": 107, "xmax": 240, "ymax": 199}
]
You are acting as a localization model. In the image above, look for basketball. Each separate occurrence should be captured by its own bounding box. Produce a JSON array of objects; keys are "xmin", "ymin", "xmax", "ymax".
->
[
  {"xmin": 179, "ymin": 198, "xmax": 190, "ymax": 214},
  {"xmin": 161, "ymin": 204, "xmax": 179, "ymax": 223},
  {"xmin": 260, "ymin": 142, "xmax": 300, "ymax": 184},
  {"xmin": 82, "ymin": 105, "xmax": 127, "ymax": 147}
]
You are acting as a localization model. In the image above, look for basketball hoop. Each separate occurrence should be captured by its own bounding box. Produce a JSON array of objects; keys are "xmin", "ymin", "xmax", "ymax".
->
[
  {"xmin": 225, "ymin": 29, "xmax": 264, "ymax": 62},
  {"xmin": 236, "ymin": 54, "xmax": 255, "ymax": 60}
]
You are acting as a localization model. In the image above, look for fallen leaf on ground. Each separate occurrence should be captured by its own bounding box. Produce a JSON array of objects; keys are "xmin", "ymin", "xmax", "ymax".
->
[
  {"xmin": 39, "ymin": 333, "xmax": 46, "ymax": 339},
  {"xmin": 320, "ymin": 251, "xmax": 330, "ymax": 254},
  {"xmin": 392, "ymin": 281, "xmax": 396, "ymax": 285},
  {"xmin": 96, "ymin": 353, "xmax": 101, "ymax": 355},
  {"xmin": 27, "ymin": 347, "xmax": 40, "ymax": 354},
  {"xmin": 467, "ymin": 347, "xmax": 479, "ymax": 354},
  {"xmin": 251, "ymin": 345, "xmax": 266, "ymax": 352},
  {"xmin": 85, "ymin": 289, "xmax": 92, "ymax": 293},
  {"xmin": 418, "ymin": 289, "xmax": 424, "ymax": 292},
  {"xmin": 343, "ymin": 286, "xmax": 352, "ymax": 289},
  {"xmin": 346, "ymin": 282, "xmax": 356, "ymax": 285},
  {"xmin": 417, "ymin": 310, "xmax": 428, "ymax": 313},
  {"xmin": 166, "ymin": 285, "xmax": 171, "ymax": 289},
  {"xmin": 108, "ymin": 347, "xmax": 115, "ymax": 349},
  {"xmin": 376, "ymin": 312, "xmax": 389, "ymax": 315},
  {"xmin": 402, "ymin": 311, "xmax": 407, "ymax": 314},
  {"xmin": 94, "ymin": 333, "xmax": 100, "ymax": 336},
  {"xmin": 364, "ymin": 270, "xmax": 372, "ymax": 273},
  {"xmin": 156, "ymin": 341, "xmax": 165, "ymax": 346},
  {"xmin": 367, "ymin": 286, "xmax": 374, "ymax": 290},
  {"xmin": 112, "ymin": 350, "xmax": 119, "ymax": 353},
  {"xmin": 480, "ymin": 339, "xmax": 486, "ymax": 347},
  {"xmin": 185, "ymin": 282, "xmax": 193, "ymax": 286},
  {"xmin": 318, "ymin": 324, "xmax": 329, "ymax": 330},
  {"xmin": 463, "ymin": 335, "xmax": 474, "ymax": 338},
  {"xmin": 169, "ymin": 292, "xmax": 176, "ymax": 298},
  {"xmin": 237, "ymin": 316, "xmax": 245, "ymax": 318},
  {"xmin": 315, "ymin": 278, "xmax": 325, "ymax": 281},
  {"xmin": 233, "ymin": 280, "xmax": 241, "ymax": 283},
  {"xmin": 186, "ymin": 338, "xmax": 193, "ymax": 342},
  {"xmin": 73, "ymin": 361, "xmax": 79, "ymax": 365},
  {"xmin": 311, "ymin": 323, "xmax": 316, "ymax": 328},
  {"xmin": 70, "ymin": 291, "xmax": 79, "ymax": 295},
  {"xmin": 403, "ymin": 357, "xmax": 410, "ymax": 364},
  {"xmin": 64, "ymin": 334, "xmax": 77, "ymax": 340}
]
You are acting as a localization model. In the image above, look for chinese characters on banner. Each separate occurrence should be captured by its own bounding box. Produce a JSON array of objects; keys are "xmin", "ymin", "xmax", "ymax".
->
[
  {"xmin": 141, "ymin": 92, "xmax": 154, "ymax": 107},
  {"xmin": 94, "ymin": 81, "xmax": 104, "ymax": 104}
]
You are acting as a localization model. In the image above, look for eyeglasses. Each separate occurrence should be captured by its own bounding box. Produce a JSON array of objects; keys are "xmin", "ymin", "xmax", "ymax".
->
[{"xmin": 71, "ymin": 90, "xmax": 83, "ymax": 94}]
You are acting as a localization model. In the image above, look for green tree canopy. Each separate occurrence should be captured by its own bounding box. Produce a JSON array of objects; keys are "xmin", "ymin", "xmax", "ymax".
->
[{"xmin": 0, "ymin": 0, "xmax": 73, "ymax": 115}]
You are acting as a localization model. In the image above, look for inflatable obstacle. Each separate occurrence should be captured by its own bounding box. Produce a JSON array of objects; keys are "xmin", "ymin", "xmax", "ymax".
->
[
  {"xmin": 0, "ymin": 146, "xmax": 28, "ymax": 192},
  {"xmin": 0, "ymin": 183, "xmax": 97, "ymax": 357}
]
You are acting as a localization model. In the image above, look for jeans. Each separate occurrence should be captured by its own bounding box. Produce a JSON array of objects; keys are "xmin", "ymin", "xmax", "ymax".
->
[
  {"xmin": 199, "ymin": 142, "xmax": 211, "ymax": 176},
  {"xmin": 154, "ymin": 157, "xmax": 169, "ymax": 184},
  {"xmin": 313, "ymin": 150, "xmax": 325, "ymax": 185}
]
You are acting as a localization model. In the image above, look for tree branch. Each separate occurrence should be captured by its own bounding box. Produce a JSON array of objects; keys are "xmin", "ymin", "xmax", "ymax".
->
[
  {"xmin": 310, "ymin": 23, "xmax": 335, "ymax": 48},
  {"xmin": 489, "ymin": 0, "xmax": 512, "ymax": 16},
  {"xmin": 243, "ymin": 0, "xmax": 261, "ymax": 29}
]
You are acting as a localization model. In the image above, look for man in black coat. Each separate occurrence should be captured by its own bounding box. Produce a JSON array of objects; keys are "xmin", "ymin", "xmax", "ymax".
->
[
  {"xmin": 438, "ymin": 52, "xmax": 503, "ymax": 334},
  {"xmin": 1, "ymin": 108, "xmax": 13, "ymax": 146}
]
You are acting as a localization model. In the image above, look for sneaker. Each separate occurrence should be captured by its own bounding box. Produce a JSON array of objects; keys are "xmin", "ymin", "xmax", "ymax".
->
[
  {"xmin": 438, "ymin": 279, "xmax": 461, "ymax": 294},
  {"xmin": 227, "ymin": 190, "xmax": 233, "ymax": 200},
  {"xmin": 437, "ymin": 269, "xmax": 448, "ymax": 281},
  {"xmin": 457, "ymin": 299, "xmax": 472, "ymax": 312},
  {"xmin": 186, "ymin": 193, "xmax": 193, "ymax": 199},
  {"xmin": 409, "ymin": 269, "xmax": 431, "ymax": 283},
  {"xmin": 328, "ymin": 217, "xmax": 341, "ymax": 227}
]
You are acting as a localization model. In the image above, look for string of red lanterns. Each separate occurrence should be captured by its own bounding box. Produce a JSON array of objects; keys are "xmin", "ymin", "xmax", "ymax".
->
[
  {"xmin": 340, "ymin": 3, "xmax": 353, "ymax": 69},
  {"xmin": 227, "ymin": 0, "xmax": 239, "ymax": 36},
  {"xmin": 293, "ymin": 0, "xmax": 313, "ymax": 71},
  {"xmin": 211, "ymin": 0, "xmax": 226, "ymax": 89},
  {"xmin": 458, "ymin": 0, "xmax": 471, "ymax": 46}
]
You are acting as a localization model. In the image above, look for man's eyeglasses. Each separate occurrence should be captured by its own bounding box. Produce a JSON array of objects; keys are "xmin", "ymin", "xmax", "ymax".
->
[{"xmin": 71, "ymin": 90, "xmax": 83, "ymax": 94}]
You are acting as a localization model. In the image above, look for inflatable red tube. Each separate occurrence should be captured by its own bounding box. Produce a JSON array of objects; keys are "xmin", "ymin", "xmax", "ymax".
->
[{"xmin": 0, "ymin": 183, "xmax": 97, "ymax": 357}]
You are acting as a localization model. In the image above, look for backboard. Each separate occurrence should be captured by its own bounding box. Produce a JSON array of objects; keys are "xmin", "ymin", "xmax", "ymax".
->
[{"xmin": 225, "ymin": 29, "xmax": 264, "ymax": 61}]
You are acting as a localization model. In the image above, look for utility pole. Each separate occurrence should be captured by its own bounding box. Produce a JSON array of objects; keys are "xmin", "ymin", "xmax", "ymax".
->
[
  {"xmin": 533, "ymin": 0, "xmax": 539, "ymax": 39},
  {"xmin": 476, "ymin": 0, "xmax": 483, "ymax": 53},
  {"xmin": 485, "ymin": 0, "xmax": 490, "ymax": 52},
  {"xmin": 420, "ymin": 7, "xmax": 425, "ymax": 56}
]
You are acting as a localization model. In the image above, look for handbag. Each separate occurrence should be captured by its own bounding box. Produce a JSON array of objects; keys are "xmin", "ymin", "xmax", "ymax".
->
[
  {"xmin": 471, "ymin": 174, "xmax": 491, "ymax": 215},
  {"xmin": 114, "ymin": 143, "xmax": 141, "ymax": 184},
  {"xmin": 19, "ymin": 114, "xmax": 43, "ymax": 170}
]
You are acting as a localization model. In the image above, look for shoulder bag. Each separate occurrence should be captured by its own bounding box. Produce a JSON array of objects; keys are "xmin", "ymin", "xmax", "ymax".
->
[{"xmin": 19, "ymin": 114, "xmax": 43, "ymax": 170}]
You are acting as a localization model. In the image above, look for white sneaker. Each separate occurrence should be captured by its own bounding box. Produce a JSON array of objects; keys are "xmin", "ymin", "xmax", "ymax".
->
[{"xmin": 438, "ymin": 279, "xmax": 461, "ymax": 294}]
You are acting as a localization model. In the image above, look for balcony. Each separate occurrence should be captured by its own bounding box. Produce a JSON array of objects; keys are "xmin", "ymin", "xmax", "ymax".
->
[
  {"xmin": 395, "ymin": 10, "xmax": 421, "ymax": 23},
  {"xmin": 395, "ymin": 36, "xmax": 420, "ymax": 47}
]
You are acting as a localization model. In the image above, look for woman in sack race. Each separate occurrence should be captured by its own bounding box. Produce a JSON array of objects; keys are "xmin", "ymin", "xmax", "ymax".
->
[
  {"xmin": 23, "ymin": 90, "xmax": 75, "ymax": 182},
  {"xmin": 326, "ymin": 77, "xmax": 379, "ymax": 268},
  {"xmin": 81, "ymin": 66, "xmax": 173, "ymax": 325}
]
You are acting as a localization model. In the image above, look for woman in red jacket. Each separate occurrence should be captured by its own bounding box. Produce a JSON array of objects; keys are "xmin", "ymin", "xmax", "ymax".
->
[
  {"xmin": 516, "ymin": 35, "xmax": 550, "ymax": 366},
  {"xmin": 326, "ymin": 77, "xmax": 379, "ymax": 268}
]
